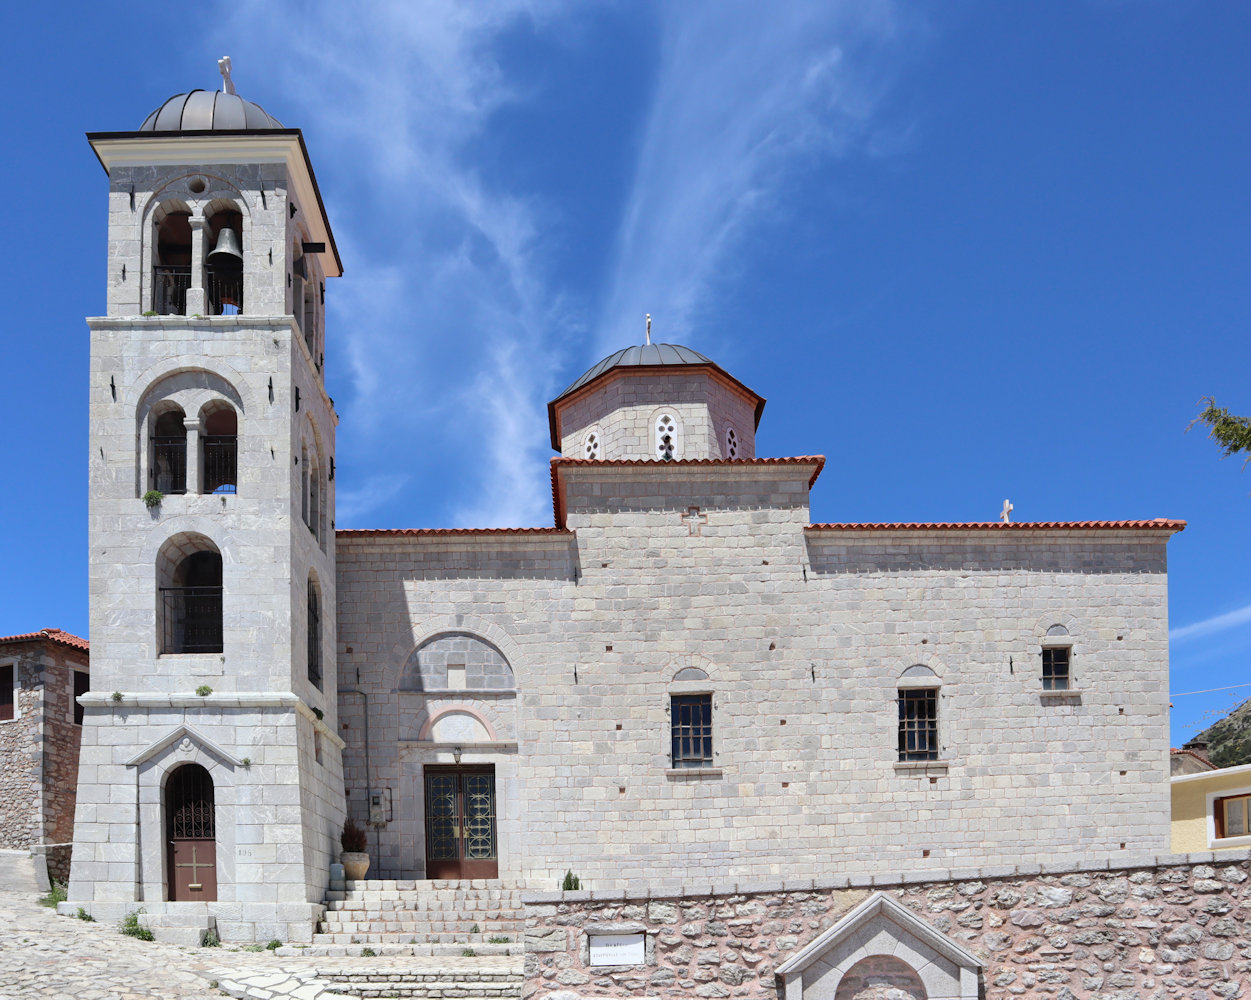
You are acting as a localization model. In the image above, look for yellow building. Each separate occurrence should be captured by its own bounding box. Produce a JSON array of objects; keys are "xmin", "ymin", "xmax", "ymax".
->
[{"xmin": 1171, "ymin": 761, "xmax": 1251, "ymax": 853}]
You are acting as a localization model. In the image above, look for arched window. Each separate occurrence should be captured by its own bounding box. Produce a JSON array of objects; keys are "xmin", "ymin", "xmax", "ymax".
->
[
  {"xmin": 204, "ymin": 206, "xmax": 243, "ymax": 315},
  {"xmin": 724, "ymin": 425, "xmax": 739, "ymax": 460},
  {"xmin": 656, "ymin": 413, "xmax": 678, "ymax": 461},
  {"xmin": 300, "ymin": 445, "xmax": 310, "ymax": 526},
  {"xmin": 897, "ymin": 665, "xmax": 940, "ymax": 762},
  {"xmin": 307, "ymin": 576, "xmax": 322, "ymax": 690},
  {"xmin": 153, "ymin": 205, "xmax": 191, "ymax": 315},
  {"xmin": 151, "ymin": 407, "xmax": 187, "ymax": 494},
  {"xmin": 165, "ymin": 763, "xmax": 216, "ymax": 901},
  {"xmin": 199, "ymin": 402, "xmax": 237, "ymax": 494},
  {"xmin": 306, "ymin": 454, "xmax": 321, "ymax": 540},
  {"xmin": 158, "ymin": 536, "xmax": 222, "ymax": 654}
]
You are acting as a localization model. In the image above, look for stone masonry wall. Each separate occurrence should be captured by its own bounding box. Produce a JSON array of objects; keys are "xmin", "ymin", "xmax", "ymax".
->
[
  {"xmin": 523, "ymin": 850, "xmax": 1251, "ymax": 1000},
  {"xmin": 0, "ymin": 647, "xmax": 44, "ymax": 849},
  {"xmin": 41, "ymin": 646, "xmax": 89, "ymax": 846}
]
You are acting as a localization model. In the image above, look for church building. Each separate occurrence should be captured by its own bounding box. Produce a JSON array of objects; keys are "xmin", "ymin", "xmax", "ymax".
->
[{"xmin": 64, "ymin": 77, "xmax": 1184, "ymax": 944}]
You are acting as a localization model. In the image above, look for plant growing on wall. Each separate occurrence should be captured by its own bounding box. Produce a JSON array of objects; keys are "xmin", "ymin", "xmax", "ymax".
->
[
  {"xmin": 561, "ymin": 870, "xmax": 581, "ymax": 891},
  {"xmin": 195, "ymin": 685, "xmax": 213, "ymax": 697},
  {"xmin": 142, "ymin": 490, "xmax": 164, "ymax": 508}
]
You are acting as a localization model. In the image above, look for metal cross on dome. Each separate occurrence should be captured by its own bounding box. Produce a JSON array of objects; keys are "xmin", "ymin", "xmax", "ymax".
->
[{"xmin": 218, "ymin": 56, "xmax": 236, "ymax": 95}]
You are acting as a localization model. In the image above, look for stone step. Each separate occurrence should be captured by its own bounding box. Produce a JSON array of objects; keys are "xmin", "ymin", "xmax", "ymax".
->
[
  {"xmin": 313, "ymin": 932, "xmax": 519, "ymax": 945},
  {"xmin": 337, "ymin": 879, "xmax": 525, "ymax": 891},
  {"xmin": 322, "ymin": 921, "xmax": 522, "ymax": 936},
  {"xmin": 326, "ymin": 894, "xmax": 524, "ymax": 906},
  {"xmin": 277, "ymin": 943, "xmax": 523, "ymax": 958}
]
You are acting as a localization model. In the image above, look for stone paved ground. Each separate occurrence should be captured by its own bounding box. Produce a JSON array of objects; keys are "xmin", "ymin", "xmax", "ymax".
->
[{"xmin": 0, "ymin": 888, "xmax": 522, "ymax": 1000}]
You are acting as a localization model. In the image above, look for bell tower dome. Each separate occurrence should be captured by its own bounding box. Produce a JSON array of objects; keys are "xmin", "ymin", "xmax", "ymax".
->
[{"xmin": 66, "ymin": 65, "xmax": 345, "ymax": 943}]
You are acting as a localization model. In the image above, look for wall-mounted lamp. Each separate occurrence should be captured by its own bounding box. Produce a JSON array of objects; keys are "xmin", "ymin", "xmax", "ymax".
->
[{"xmin": 453, "ymin": 746, "xmax": 463, "ymax": 764}]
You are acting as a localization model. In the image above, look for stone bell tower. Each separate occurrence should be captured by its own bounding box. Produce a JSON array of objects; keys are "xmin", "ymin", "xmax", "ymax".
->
[{"xmin": 64, "ymin": 67, "xmax": 346, "ymax": 943}]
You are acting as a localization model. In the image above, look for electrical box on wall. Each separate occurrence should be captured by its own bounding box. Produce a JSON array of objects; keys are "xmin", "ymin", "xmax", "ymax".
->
[{"xmin": 369, "ymin": 788, "xmax": 391, "ymax": 825}]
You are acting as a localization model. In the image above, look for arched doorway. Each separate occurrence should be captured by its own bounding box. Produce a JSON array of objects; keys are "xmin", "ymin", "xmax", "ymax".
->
[
  {"xmin": 166, "ymin": 763, "xmax": 217, "ymax": 901},
  {"xmin": 834, "ymin": 955, "xmax": 927, "ymax": 1000}
]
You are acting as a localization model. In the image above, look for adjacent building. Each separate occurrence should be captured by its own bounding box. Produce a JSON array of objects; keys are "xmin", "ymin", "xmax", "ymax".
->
[{"xmin": 0, "ymin": 628, "xmax": 89, "ymax": 887}]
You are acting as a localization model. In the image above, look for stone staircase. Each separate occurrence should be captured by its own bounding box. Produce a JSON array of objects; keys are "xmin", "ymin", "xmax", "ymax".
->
[
  {"xmin": 317, "ymin": 964, "xmax": 523, "ymax": 999},
  {"xmin": 297, "ymin": 879, "xmax": 526, "ymax": 958}
]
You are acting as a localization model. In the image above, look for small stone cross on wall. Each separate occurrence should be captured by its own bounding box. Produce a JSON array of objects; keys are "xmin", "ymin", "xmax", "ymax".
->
[{"xmin": 681, "ymin": 506, "xmax": 708, "ymax": 536}]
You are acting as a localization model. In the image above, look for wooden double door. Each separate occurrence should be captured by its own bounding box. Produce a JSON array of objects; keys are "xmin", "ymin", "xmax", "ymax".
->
[{"xmin": 423, "ymin": 765, "xmax": 498, "ymax": 879}]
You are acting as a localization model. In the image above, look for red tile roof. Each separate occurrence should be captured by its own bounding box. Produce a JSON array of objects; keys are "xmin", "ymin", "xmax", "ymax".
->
[
  {"xmin": 337, "ymin": 527, "xmax": 572, "ymax": 538},
  {"xmin": 0, "ymin": 628, "xmax": 90, "ymax": 652},
  {"xmin": 806, "ymin": 519, "xmax": 1186, "ymax": 532},
  {"xmin": 550, "ymin": 456, "xmax": 826, "ymax": 527},
  {"xmin": 1170, "ymin": 747, "xmax": 1216, "ymax": 769}
]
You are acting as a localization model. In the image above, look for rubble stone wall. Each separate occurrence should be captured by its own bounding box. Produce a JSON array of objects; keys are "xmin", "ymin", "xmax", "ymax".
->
[{"xmin": 522, "ymin": 850, "xmax": 1251, "ymax": 1000}]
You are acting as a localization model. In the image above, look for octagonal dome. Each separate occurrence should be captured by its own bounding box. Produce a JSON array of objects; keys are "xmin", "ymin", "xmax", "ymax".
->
[
  {"xmin": 139, "ymin": 90, "xmax": 283, "ymax": 132},
  {"xmin": 560, "ymin": 343, "xmax": 715, "ymax": 397}
]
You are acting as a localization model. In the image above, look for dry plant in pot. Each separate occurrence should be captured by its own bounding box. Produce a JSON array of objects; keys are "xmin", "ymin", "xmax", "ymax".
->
[{"xmin": 340, "ymin": 818, "xmax": 370, "ymax": 881}]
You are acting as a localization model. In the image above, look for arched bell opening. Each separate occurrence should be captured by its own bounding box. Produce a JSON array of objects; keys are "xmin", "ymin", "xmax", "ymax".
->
[
  {"xmin": 152, "ymin": 202, "xmax": 192, "ymax": 315},
  {"xmin": 205, "ymin": 204, "xmax": 244, "ymax": 315},
  {"xmin": 164, "ymin": 762, "xmax": 217, "ymax": 902}
]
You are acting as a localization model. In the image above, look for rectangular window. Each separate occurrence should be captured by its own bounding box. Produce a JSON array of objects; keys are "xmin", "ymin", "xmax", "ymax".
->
[
  {"xmin": 0, "ymin": 664, "xmax": 13, "ymax": 721},
  {"xmin": 671, "ymin": 694, "xmax": 713, "ymax": 768},
  {"xmin": 73, "ymin": 670, "xmax": 89, "ymax": 726},
  {"xmin": 1042, "ymin": 646, "xmax": 1070, "ymax": 690},
  {"xmin": 898, "ymin": 689, "xmax": 938, "ymax": 761},
  {"xmin": 1216, "ymin": 793, "xmax": 1251, "ymax": 839}
]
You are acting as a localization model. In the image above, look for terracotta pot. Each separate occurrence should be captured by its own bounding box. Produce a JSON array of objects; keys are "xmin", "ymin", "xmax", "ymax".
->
[{"xmin": 341, "ymin": 851, "xmax": 370, "ymax": 881}]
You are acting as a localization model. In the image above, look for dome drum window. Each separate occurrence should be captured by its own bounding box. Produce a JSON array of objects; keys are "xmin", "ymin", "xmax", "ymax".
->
[
  {"xmin": 724, "ymin": 425, "xmax": 739, "ymax": 460},
  {"xmin": 656, "ymin": 414, "xmax": 678, "ymax": 461},
  {"xmin": 583, "ymin": 430, "xmax": 601, "ymax": 460}
]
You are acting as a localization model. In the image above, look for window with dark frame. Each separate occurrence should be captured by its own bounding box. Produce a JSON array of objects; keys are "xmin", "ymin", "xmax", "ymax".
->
[
  {"xmin": 73, "ymin": 670, "xmax": 89, "ymax": 726},
  {"xmin": 307, "ymin": 581, "xmax": 322, "ymax": 690},
  {"xmin": 1042, "ymin": 646, "xmax": 1071, "ymax": 690},
  {"xmin": 0, "ymin": 664, "xmax": 13, "ymax": 722},
  {"xmin": 1215, "ymin": 793, "xmax": 1251, "ymax": 839},
  {"xmin": 897, "ymin": 688, "xmax": 938, "ymax": 761},
  {"xmin": 670, "ymin": 694, "xmax": 712, "ymax": 768}
]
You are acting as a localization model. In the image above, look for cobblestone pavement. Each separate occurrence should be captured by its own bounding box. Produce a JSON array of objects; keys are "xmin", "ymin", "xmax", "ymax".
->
[{"xmin": 0, "ymin": 889, "xmax": 521, "ymax": 1000}]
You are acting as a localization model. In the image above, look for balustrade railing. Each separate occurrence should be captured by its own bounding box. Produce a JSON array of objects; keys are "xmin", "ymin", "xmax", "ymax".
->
[
  {"xmin": 202, "ymin": 437, "xmax": 237, "ymax": 494},
  {"xmin": 153, "ymin": 265, "xmax": 191, "ymax": 316},
  {"xmin": 204, "ymin": 266, "xmax": 243, "ymax": 316},
  {"xmin": 151, "ymin": 436, "xmax": 187, "ymax": 494}
]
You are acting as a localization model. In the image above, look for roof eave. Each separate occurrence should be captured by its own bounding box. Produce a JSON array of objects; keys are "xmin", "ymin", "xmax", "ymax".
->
[
  {"xmin": 85, "ymin": 130, "xmax": 343, "ymax": 277},
  {"xmin": 547, "ymin": 362, "xmax": 766, "ymax": 451}
]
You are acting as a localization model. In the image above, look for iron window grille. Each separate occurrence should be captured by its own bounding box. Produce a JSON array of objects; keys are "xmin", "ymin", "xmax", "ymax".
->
[
  {"xmin": 204, "ymin": 265, "xmax": 243, "ymax": 316},
  {"xmin": 670, "ymin": 694, "xmax": 713, "ymax": 767},
  {"xmin": 897, "ymin": 688, "xmax": 938, "ymax": 761},
  {"xmin": 151, "ymin": 436, "xmax": 187, "ymax": 494},
  {"xmin": 160, "ymin": 587, "xmax": 223, "ymax": 654},
  {"xmin": 167, "ymin": 765, "xmax": 215, "ymax": 839},
  {"xmin": 152, "ymin": 264, "xmax": 190, "ymax": 316},
  {"xmin": 0, "ymin": 664, "xmax": 13, "ymax": 722},
  {"xmin": 1042, "ymin": 647, "xmax": 1070, "ymax": 690},
  {"xmin": 201, "ymin": 436, "xmax": 237, "ymax": 494}
]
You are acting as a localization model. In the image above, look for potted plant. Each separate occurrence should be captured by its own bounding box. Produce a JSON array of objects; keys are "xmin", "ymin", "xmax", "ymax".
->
[{"xmin": 340, "ymin": 818, "xmax": 369, "ymax": 881}]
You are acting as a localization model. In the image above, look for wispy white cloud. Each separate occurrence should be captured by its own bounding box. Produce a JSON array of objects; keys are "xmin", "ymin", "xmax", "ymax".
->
[
  {"xmin": 212, "ymin": 0, "xmax": 578, "ymax": 528},
  {"xmin": 1172, "ymin": 601, "xmax": 1251, "ymax": 643},
  {"xmin": 209, "ymin": 0, "xmax": 915, "ymax": 528},
  {"xmin": 594, "ymin": 1, "xmax": 913, "ymax": 356}
]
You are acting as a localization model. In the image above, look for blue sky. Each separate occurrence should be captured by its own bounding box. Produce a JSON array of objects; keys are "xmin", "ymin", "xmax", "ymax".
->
[{"xmin": 1, "ymin": 2, "xmax": 1247, "ymax": 745}]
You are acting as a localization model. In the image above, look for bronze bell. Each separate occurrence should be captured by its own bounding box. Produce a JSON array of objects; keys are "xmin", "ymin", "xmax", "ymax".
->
[{"xmin": 206, "ymin": 227, "xmax": 243, "ymax": 268}]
